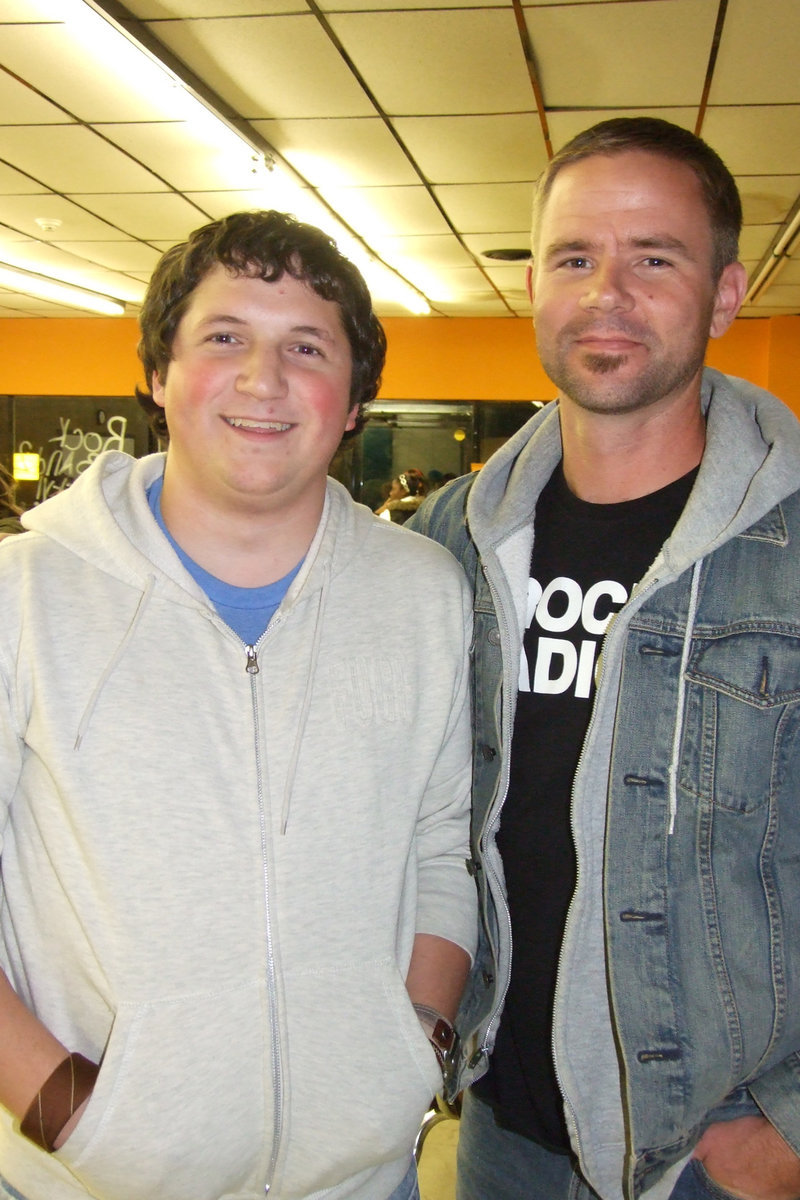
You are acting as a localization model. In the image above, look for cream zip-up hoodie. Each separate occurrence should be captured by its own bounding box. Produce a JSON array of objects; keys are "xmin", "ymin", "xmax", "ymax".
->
[{"xmin": 0, "ymin": 452, "xmax": 477, "ymax": 1200}]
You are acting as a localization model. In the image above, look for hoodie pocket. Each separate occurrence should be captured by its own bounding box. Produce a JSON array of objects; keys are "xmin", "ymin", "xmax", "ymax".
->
[
  {"xmin": 55, "ymin": 980, "xmax": 268, "ymax": 1200},
  {"xmin": 277, "ymin": 957, "xmax": 441, "ymax": 1198}
]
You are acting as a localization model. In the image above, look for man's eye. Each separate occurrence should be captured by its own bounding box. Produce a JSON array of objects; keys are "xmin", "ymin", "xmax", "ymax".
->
[
  {"xmin": 561, "ymin": 257, "xmax": 591, "ymax": 270},
  {"xmin": 643, "ymin": 257, "xmax": 671, "ymax": 268},
  {"xmin": 294, "ymin": 343, "xmax": 323, "ymax": 356},
  {"xmin": 208, "ymin": 332, "xmax": 238, "ymax": 344}
]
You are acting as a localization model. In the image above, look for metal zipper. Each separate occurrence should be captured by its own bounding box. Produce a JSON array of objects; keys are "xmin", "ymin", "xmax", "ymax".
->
[
  {"xmin": 245, "ymin": 637, "xmax": 284, "ymax": 1193},
  {"xmin": 473, "ymin": 565, "xmax": 515, "ymax": 1063},
  {"xmin": 550, "ymin": 575, "xmax": 661, "ymax": 1196}
]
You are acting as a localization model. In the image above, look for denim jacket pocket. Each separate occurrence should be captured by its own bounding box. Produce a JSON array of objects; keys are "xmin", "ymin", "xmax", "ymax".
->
[{"xmin": 681, "ymin": 628, "xmax": 800, "ymax": 814}]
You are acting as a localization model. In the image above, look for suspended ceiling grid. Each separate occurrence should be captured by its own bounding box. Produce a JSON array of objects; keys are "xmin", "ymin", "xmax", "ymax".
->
[{"xmin": 0, "ymin": 0, "xmax": 799, "ymax": 319}]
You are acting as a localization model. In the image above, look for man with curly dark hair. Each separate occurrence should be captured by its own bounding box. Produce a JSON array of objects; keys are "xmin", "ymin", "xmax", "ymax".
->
[{"xmin": 0, "ymin": 211, "xmax": 477, "ymax": 1200}]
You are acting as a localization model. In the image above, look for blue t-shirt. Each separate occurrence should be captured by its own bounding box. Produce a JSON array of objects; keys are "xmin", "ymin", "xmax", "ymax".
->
[{"xmin": 147, "ymin": 477, "xmax": 301, "ymax": 645}]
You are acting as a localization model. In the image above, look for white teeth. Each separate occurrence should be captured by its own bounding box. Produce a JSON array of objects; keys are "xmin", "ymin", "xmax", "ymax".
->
[{"xmin": 226, "ymin": 418, "xmax": 291, "ymax": 431}]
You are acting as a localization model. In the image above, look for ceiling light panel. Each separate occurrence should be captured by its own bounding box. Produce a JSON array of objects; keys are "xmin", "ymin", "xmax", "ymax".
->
[
  {"xmin": 252, "ymin": 118, "xmax": 418, "ymax": 189},
  {"xmin": 96, "ymin": 122, "xmax": 270, "ymax": 193}
]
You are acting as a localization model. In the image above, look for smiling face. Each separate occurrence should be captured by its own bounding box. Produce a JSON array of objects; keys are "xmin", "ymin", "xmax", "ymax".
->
[
  {"xmin": 152, "ymin": 264, "xmax": 356, "ymax": 526},
  {"xmin": 528, "ymin": 151, "xmax": 746, "ymax": 420}
]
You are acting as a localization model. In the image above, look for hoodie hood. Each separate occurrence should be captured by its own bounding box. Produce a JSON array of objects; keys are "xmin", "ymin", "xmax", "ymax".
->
[
  {"xmin": 466, "ymin": 369, "xmax": 800, "ymax": 587},
  {"xmin": 18, "ymin": 451, "xmax": 370, "ymax": 768}
]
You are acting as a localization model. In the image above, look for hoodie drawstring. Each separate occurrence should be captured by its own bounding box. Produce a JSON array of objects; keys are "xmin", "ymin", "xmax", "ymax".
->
[
  {"xmin": 278, "ymin": 561, "xmax": 330, "ymax": 835},
  {"xmin": 666, "ymin": 558, "xmax": 702, "ymax": 835},
  {"xmin": 74, "ymin": 575, "xmax": 157, "ymax": 750}
]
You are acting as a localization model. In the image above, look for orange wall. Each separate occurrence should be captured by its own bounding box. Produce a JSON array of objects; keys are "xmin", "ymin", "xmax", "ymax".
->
[
  {"xmin": 766, "ymin": 316, "xmax": 800, "ymax": 416},
  {"xmin": 0, "ymin": 313, "xmax": 797, "ymax": 418}
]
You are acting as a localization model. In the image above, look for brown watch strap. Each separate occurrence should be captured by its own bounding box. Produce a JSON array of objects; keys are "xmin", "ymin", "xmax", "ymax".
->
[{"xmin": 21, "ymin": 1053, "xmax": 98, "ymax": 1153}]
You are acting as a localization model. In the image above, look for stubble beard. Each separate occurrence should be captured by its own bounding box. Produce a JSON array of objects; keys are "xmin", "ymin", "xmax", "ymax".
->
[{"xmin": 541, "ymin": 332, "xmax": 708, "ymax": 417}]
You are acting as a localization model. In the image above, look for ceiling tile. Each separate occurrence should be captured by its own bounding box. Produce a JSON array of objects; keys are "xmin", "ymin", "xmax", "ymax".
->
[
  {"xmin": 779, "ymin": 259, "xmax": 800, "ymax": 284},
  {"xmin": 0, "ymin": 195, "xmax": 120, "ymax": 240},
  {"xmin": 392, "ymin": 113, "xmax": 548, "ymax": 185},
  {"xmin": 0, "ymin": 125, "xmax": 166, "ymax": 193},
  {"xmin": 150, "ymin": 14, "xmax": 375, "ymax": 118},
  {"xmin": 483, "ymin": 262, "xmax": 531, "ymax": 298},
  {"xmin": 431, "ymin": 296, "xmax": 513, "ymax": 316},
  {"xmin": 710, "ymin": 0, "xmax": 800, "ymax": 105},
  {"xmin": 326, "ymin": 9, "xmax": 532, "ymax": 116},
  {"xmin": 0, "ymin": 66, "xmax": 71, "ymax": 124},
  {"xmin": 702, "ymin": 106, "xmax": 800, "ymax": 175},
  {"xmin": 546, "ymin": 108, "xmax": 698, "ymax": 154},
  {"xmin": 253, "ymin": 117, "xmax": 418, "ymax": 187},
  {"xmin": 317, "ymin": 185, "xmax": 452, "ymax": 238},
  {"xmin": 127, "ymin": 2, "xmax": 291, "ymax": 13},
  {"xmin": 433, "ymin": 183, "xmax": 534, "ymax": 234},
  {"xmin": 524, "ymin": 0, "xmax": 718, "ymax": 108},
  {"xmin": 0, "ymin": 160, "xmax": 51, "ymax": 195},
  {"xmin": 736, "ymin": 175, "xmax": 800, "ymax": 225},
  {"xmin": 368, "ymin": 234, "xmax": 475, "ymax": 271},
  {"xmin": 740, "ymin": 225, "xmax": 783, "ymax": 261},
  {"xmin": 52, "ymin": 241, "xmax": 163, "ymax": 272},
  {"xmin": 65, "ymin": 193, "xmax": 210, "ymax": 241},
  {"xmin": 98, "ymin": 122, "xmax": 274, "ymax": 193},
  {"xmin": 0, "ymin": 24, "xmax": 174, "ymax": 122}
]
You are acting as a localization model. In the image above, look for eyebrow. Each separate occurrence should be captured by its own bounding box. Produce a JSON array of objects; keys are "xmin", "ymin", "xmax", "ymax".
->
[
  {"xmin": 542, "ymin": 234, "xmax": 696, "ymax": 261},
  {"xmin": 195, "ymin": 315, "xmax": 337, "ymax": 340}
]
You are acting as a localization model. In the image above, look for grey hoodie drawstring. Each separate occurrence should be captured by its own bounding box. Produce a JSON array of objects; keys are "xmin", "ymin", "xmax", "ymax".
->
[
  {"xmin": 74, "ymin": 575, "xmax": 157, "ymax": 749},
  {"xmin": 666, "ymin": 558, "xmax": 703, "ymax": 835},
  {"xmin": 279, "ymin": 561, "xmax": 330, "ymax": 835}
]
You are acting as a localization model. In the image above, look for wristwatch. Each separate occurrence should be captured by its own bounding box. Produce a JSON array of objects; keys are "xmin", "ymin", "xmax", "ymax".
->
[{"xmin": 413, "ymin": 1003, "xmax": 456, "ymax": 1072}]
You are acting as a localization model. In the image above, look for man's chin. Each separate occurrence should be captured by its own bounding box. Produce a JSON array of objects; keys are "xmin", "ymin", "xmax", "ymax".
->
[{"xmin": 581, "ymin": 351, "xmax": 629, "ymax": 376}]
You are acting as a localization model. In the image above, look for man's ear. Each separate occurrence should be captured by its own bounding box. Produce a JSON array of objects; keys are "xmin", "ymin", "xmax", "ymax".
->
[
  {"xmin": 525, "ymin": 262, "xmax": 535, "ymax": 305},
  {"xmin": 344, "ymin": 402, "xmax": 360, "ymax": 433},
  {"xmin": 710, "ymin": 261, "xmax": 748, "ymax": 339},
  {"xmin": 151, "ymin": 369, "xmax": 167, "ymax": 409}
]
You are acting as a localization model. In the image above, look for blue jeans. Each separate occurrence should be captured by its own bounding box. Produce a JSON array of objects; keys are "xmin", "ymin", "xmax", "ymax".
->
[
  {"xmin": 456, "ymin": 1093, "xmax": 744, "ymax": 1200},
  {"xmin": 668, "ymin": 1159, "xmax": 742, "ymax": 1200},
  {"xmin": 388, "ymin": 1156, "xmax": 420, "ymax": 1200},
  {"xmin": 456, "ymin": 1090, "xmax": 599, "ymax": 1200}
]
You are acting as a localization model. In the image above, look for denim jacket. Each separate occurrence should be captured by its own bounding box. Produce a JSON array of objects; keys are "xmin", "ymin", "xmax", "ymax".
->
[{"xmin": 410, "ymin": 369, "xmax": 800, "ymax": 1199}]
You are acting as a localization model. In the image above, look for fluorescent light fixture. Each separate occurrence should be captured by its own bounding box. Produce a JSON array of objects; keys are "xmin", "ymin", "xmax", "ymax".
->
[
  {"xmin": 71, "ymin": 0, "xmax": 434, "ymax": 315},
  {"xmin": 745, "ymin": 203, "xmax": 800, "ymax": 305},
  {"xmin": 0, "ymin": 264, "xmax": 125, "ymax": 316}
]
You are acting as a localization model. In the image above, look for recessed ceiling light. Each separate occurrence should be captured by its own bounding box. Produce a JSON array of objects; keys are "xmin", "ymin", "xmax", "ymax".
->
[{"xmin": 481, "ymin": 248, "xmax": 530, "ymax": 261}]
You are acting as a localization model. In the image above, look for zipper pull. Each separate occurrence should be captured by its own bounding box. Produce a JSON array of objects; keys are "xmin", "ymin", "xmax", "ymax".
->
[{"xmin": 245, "ymin": 645, "xmax": 260, "ymax": 675}]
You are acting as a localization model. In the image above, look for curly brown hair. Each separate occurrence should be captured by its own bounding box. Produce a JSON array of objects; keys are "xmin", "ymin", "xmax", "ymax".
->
[{"xmin": 137, "ymin": 210, "xmax": 386, "ymax": 442}]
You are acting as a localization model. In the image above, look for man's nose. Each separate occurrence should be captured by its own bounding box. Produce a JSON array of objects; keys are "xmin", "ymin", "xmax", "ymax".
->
[
  {"xmin": 578, "ymin": 261, "xmax": 634, "ymax": 313},
  {"xmin": 236, "ymin": 344, "xmax": 286, "ymax": 398}
]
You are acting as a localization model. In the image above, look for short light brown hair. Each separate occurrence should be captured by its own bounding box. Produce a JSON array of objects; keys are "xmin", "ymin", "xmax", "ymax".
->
[{"xmin": 532, "ymin": 117, "xmax": 742, "ymax": 281}]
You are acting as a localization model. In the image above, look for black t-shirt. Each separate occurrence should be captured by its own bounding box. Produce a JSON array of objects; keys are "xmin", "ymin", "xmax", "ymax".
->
[{"xmin": 474, "ymin": 461, "xmax": 697, "ymax": 1150}]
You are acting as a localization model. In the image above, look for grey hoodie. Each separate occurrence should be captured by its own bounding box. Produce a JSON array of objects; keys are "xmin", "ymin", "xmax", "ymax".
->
[{"xmin": 0, "ymin": 452, "xmax": 477, "ymax": 1200}]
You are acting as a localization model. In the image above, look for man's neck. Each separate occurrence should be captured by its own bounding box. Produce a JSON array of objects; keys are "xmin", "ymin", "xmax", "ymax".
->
[
  {"xmin": 558, "ymin": 391, "xmax": 707, "ymax": 504},
  {"xmin": 158, "ymin": 476, "xmax": 324, "ymax": 588}
]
